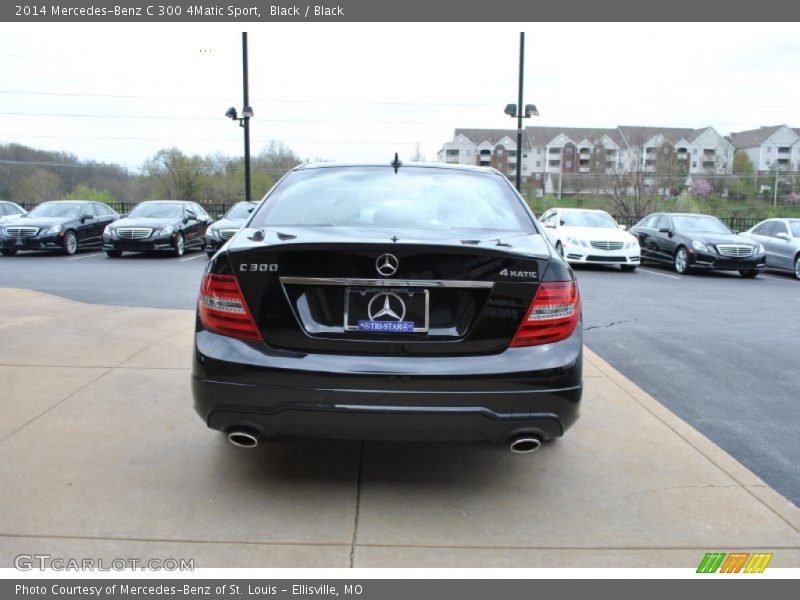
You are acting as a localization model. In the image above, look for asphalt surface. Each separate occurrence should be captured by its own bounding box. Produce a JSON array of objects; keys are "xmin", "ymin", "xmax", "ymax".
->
[
  {"xmin": 1, "ymin": 249, "xmax": 799, "ymax": 506},
  {"xmin": 576, "ymin": 263, "xmax": 800, "ymax": 507}
]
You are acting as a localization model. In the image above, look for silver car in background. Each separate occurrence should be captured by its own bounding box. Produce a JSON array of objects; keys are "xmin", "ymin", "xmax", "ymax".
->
[{"xmin": 742, "ymin": 218, "xmax": 800, "ymax": 279}]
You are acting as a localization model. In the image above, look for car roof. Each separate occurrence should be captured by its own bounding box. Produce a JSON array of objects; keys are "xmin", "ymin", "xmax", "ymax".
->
[{"xmin": 552, "ymin": 208, "xmax": 610, "ymax": 213}]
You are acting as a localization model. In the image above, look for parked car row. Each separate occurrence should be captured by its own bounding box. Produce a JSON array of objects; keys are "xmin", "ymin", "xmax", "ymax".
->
[
  {"xmin": 0, "ymin": 199, "xmax": 257, "ymax": 258},
  {"xmin": 536, "ymin": 207, "xmax": 798, "ymax": 279}
]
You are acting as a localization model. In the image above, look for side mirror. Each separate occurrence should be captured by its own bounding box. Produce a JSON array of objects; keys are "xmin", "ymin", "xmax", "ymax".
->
[
  {"xmin": 247, "ymin": 207, "xmax": 255, "ymax": 213},
  {"xmin": 658, "ymin": 227, "xmax": 672, "ymax": 235},
  {"xmin": 776, "ymin": 231, "xmax": 789, "ymax": 240},
  {"xmin": 618, "ymin": 224, "xmax": 627, "ymax": 231},
  {"xmin": 217, "ymin": 213, "xmax": 224, "ymax": 220},
  {"xmin": 544, "ymin": 222, "xmax": 555, "ymax": 229},
  {"xmin": 81, "ymin": 213, "xmax": 93, "ymax": 221}
]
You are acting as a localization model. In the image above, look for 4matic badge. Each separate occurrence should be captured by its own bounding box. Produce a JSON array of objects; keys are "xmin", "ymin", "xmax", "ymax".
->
[{"xmin": 498, "ymin": 268, "xmax": 538, "ymax": 280}]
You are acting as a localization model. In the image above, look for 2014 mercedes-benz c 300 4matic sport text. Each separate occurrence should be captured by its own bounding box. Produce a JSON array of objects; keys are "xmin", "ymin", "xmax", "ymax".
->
[{"xmin": 192, "ymin": 162, "xmax": 583, "ymax": 453}]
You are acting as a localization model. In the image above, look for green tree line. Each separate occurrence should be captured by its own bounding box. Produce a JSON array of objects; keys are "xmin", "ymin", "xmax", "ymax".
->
[{"xmin": 0, "ymin": 141, "xmax": 304, "ymax": 205}]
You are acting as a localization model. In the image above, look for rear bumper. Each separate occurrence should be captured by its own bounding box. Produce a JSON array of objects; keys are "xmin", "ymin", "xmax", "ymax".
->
[{"xmin": 192, "ymin": 327, "xmax": 583, "ymax": 443}]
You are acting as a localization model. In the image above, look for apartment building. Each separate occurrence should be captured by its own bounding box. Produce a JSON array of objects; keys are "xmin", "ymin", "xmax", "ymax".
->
[
  {"xmin": 438, "ymin": 125, "xmax": 735, "ymax": 189},
  {"xmin": 728, "ymin": 125, "xmax": 800, "ymax": 173}
]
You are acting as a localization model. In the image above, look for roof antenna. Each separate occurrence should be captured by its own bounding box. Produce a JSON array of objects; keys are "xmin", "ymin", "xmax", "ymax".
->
[{"xmin": 391, "ymin": 152, "xmax": 403, "ymax": 173}]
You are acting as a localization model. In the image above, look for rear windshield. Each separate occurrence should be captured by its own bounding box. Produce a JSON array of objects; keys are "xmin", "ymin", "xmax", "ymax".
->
[
  {"xmin": 251, "ymin": 166, "xmax": 535, "ymax": 233},
  {"xmin": 128, "ymin": 203, "xmax": 184, "ymax": 219}
]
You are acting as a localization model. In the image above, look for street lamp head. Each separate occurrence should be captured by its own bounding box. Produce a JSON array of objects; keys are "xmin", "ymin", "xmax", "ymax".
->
[
  {"xmin": 504, "ymin": 103, "xmax": 517, "ymax": 117},
  {"xmin": 225, "ymin": 107, "xmax": 238, "ymax": 120},
  {"xmin": 242, "ymin": 106, "xmax": 254, "ymax": 119},
  {"xmin": 524, "ymin": 104, "xmax": 539, "ymax": 118}
]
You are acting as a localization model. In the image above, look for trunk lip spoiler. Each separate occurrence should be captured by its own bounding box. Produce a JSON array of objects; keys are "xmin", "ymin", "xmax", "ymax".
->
[{"xmin": 278, "ymin": 277, "xmax": 495, "ymax": 289}]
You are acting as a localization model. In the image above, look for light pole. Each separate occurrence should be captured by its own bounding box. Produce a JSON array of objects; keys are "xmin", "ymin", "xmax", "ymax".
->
[
  {"xmin": 504, "ymin": 32, "xmax": 538, "ymax": 193},
  {"xmin": 225, "ymin": 32, "xmax": 254, "ymax": 202}
]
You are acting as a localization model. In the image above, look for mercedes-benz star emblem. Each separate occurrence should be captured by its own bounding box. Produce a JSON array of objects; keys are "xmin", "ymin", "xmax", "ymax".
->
[
  {"xmin": 375, "ymin": 253, "xmax": 399, "ymax": 277},
  {"xmin": 367, "ymin": 293, "xmax": 406, "ymax": 322}
]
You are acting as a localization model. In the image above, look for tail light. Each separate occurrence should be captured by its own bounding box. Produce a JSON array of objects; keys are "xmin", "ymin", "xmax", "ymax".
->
[
  {"xmin": 509, "ymin": 281, "xmax": 580, "ymax": 347},
  {"xmin": 198, "ymin": 274, "xmax": 262, "ymax": 341}
]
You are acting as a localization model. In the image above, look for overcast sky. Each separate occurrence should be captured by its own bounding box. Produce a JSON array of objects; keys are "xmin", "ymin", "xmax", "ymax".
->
[{"xmin": 1, "ymin": 22, "xmax": 799, "ymax": 171}]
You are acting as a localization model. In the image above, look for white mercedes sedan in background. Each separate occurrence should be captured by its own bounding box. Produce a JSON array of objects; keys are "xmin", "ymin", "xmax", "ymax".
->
[{"xmin": 539, "ymin": 208, "xmax": 640, "ymax": 272}]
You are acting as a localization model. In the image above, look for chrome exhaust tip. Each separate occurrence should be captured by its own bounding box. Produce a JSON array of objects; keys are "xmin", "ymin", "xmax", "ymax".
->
[
  {"xmin": 227, "ymin": 430, "xmax": 259, "ymax": 448},
  {"xmin": 508, "ymin": 436, "xmax": 542, "ymax": 454}
]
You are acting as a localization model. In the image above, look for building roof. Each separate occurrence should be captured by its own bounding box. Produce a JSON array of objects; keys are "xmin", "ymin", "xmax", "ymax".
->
[
  {"xmin": 728, "ymin": 125, "xmax": 785, "ymax": 149},
  {"xmin": 453, "ymin": 128, "xmax": 531, "ymax": 150},
  {"xmin": 617, "ymin": 125, "xmax": 702, "ymax": 147},
  {"xmin": 525, "ymin": 126, "xmax": 624, "ymax": 147}
]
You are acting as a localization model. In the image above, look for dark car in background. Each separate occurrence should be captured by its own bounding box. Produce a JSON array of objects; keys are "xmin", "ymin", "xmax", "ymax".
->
[
  {"xmin": 192, "ymin": 163, "xmax": 583, "ymax": 453},
  {"xmin": 0, "ymin": 200, "xmax": 118, "ymax": 256},
  {"xmin": 741, "ymin": 218, "xmax": 800, "ymax": 279},
  {"xmin": 630, "ymin": 212, "xmax": 766, "ymax": 277},
  {"xmin": 0, "ymin": 200, "xmax": 27, "ymax": 223},
  {"xmin": 205, "ymin": 201, "xmax": 257, "ymax": 257},
  {"xmin": 103, "ymin": 200, "xmax": 212, "ymax": 257}
]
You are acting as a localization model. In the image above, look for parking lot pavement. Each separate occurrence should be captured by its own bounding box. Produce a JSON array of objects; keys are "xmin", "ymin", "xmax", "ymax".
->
[
  {"xmin": 0, "ymin": 250, "xmax": 208, "ymax": 309},
  {"xmin": 0, "ymin": 288, "xmax": 798, "ymax": 568},
  {"xmin": 575, "ymin": 265, "xmax": 800, "ymax": 507}
]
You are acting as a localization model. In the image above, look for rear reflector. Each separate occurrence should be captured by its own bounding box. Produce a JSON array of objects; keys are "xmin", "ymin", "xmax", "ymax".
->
[
  {"xmin": 198, "ymin": 274, "xmax": 262, "ymax": 341},
  {"xmin": 509, "ymin": 281, "xmax": 580, "ymax": 347}
]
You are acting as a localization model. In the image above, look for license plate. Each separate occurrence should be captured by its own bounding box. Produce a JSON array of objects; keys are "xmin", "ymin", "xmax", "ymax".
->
[
  {"xmin": 344, "ymin": 287, "xmax": 429, "ymax": 333},
  {"xmin": 14, "ymin": 239, "xmax": 24, "ymax": 246}
]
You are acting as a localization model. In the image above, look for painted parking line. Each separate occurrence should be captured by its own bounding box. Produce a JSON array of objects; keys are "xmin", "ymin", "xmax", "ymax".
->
[
  {"xmin": 179, "ymin": 253, "xmax": 207, "ymax": 262},
  {"xmin": 638, "ymin": 268, "xmax": 680, "ymax": 280},
  {"xmin": 66, "ymin": 252, "xmax": 105, "ymax": 261}
]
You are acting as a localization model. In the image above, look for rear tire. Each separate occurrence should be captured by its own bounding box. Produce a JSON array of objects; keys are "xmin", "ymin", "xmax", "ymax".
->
[
  {"xmin": 620, "ymin": 265, "xmax": 637, "ymax": 272},
  {"xmin": 739, "ymin": 269, "xmax": 759, "ymax": 278},
  {"xmin": 61, "ymin": 230, "xmax": 78, "ymax": 256},
  {"xmin": 1, "ymin": 249, "xmax": 18, "ymax": 256},
  {"xmin": 106, "ymin": 250, "xmax": 122, "ymax": 258},
  {"xmin": 795, "ymin": 255, "xmax": 800, "ymax": 280},
  {"xmin": 673, "ymin": 247, "xmax": 689, "ymax": 274}
]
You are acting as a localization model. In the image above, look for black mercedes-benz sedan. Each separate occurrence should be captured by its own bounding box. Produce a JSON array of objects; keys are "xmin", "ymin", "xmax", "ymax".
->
[
  {"xmin": 205, "ymin": 201, "xmax": 257, "ymax": 257},
  {"xmin": 103, "ymin": 200, "xmax": 212, "ymax": 257},
  {"xmin": 192, "ymin": 163, "xmax": 583, "ymax": 452},
  {"xmin": 630, "ymin": 212, "xmax": 766, "ymax": 277},
  {"xmin": 0, "ymin": 200, "xmax": 118, "ymax": 256}
]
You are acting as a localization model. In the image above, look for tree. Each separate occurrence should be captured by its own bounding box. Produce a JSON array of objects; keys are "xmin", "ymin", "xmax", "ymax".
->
[
  {"xmin": 63, "ymin": 185, "xmax": 116, "ymax": 203},
  {"xmin": 732, "ymin": 150, "xmax": 755, "ymax": 175},
  {"xmin": 142, "ymin": 148, "xmax": 207, "ymax": 199},
  {"xmin": 411, "ymin": 143, "xmax": 425, "ymax": 162},
  {"xmin": 690, "ymin": 179, "xmax": 712, "ymax": 198},
  {"xmin": 8, "ymin": 168, "xmax": 62, "ymax": 203}
]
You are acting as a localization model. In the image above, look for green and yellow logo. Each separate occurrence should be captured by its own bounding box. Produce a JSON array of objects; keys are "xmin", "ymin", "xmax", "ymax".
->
[{"xmin": 696, "ymin": 552, "xmax": 773, "ymax": 573}]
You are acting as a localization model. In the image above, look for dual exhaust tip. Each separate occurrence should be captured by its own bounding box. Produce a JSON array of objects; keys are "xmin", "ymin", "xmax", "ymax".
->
[{"xmin": 226, "ymin": 429, "xmax": 542, "ymax": 453}]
